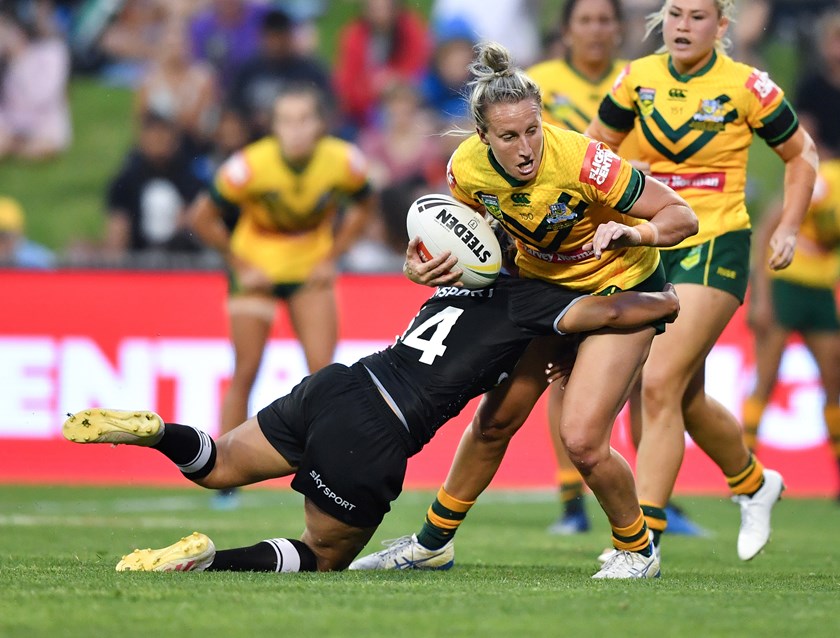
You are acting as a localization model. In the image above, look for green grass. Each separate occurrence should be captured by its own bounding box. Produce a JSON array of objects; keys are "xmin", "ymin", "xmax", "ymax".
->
[{"xmin": 1, "ymin": 485, "xmax": 838, "ymax": 638}]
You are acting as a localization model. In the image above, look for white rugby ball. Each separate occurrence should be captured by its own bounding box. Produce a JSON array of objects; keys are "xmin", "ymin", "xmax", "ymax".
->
[{"xmin": 406, "ymin": 193, "xmax": 502, "ymax": 289}]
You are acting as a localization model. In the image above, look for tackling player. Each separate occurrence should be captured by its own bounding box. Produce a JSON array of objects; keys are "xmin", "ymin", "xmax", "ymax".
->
[
  {"xmin": 189, "ymin": 84, "xmax": 373, "ymax": 508},
  {"xmin": 63, "ymin": 276, "xmax": 679, "ymax": 575}
]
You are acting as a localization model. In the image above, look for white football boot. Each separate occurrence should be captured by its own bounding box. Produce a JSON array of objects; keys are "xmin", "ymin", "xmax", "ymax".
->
[
  {"xmin": 63, "ymin": 409, "xmax": 164, "ymax": 446},
  {"xmin": 592, "ymin": 542, "xmax": 660, "ymax": 579},
  {"xmin": 348, "ymin": 534, "xmax": 454, "ymax": 570},
  {"xmin": 732, "ymin": 469, "xmax": 785, "ymax": 561}
]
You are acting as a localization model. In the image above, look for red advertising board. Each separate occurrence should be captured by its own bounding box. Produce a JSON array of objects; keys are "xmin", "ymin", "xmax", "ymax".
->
[{"xmin": 0, "ymin": 269, "xmax": 836, "ymax": 495}]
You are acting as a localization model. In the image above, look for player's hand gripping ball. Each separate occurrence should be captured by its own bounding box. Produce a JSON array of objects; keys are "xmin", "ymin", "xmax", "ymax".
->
[{"xmin": 406, "ymin": 194, "xmax": 502, "ymax": 289}]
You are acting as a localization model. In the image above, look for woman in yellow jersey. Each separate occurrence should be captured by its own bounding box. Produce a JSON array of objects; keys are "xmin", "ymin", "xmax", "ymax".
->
[
  {"xmin": 190, "ymin": 84, "xmax": 373, "ymax": 508},
  {"xmin": 350, "ymin": 41, "xmax": 698, "ymax": 579},
  {"xmin": 586, "ymin": 0, "xmax": 818, "ymax": 560},
  {"xmin": 744, "ymin": 159, "xmax": 840, "ymax": 498}
]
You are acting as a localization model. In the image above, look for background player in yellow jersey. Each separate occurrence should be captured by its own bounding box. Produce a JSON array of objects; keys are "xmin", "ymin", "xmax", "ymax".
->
[
  {"xmin": 351, "ymin": 41, "xmax": 698, "ymax": 579},
  {"xmin": 744, "ymin": 159, "xmax": 840, "ymax": 499},
  {"xmin": 190, "ymin": 84, "xmax": 373, "ymax": 508},
  {"xmin": 586, "ymin": 0, "xmax": 818, "ymax": 560}
]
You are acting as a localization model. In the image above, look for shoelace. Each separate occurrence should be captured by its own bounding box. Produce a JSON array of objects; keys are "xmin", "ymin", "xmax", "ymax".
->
[{"xmin": 378, "ymin": 535, "xmax": 414, "ymax": 550}]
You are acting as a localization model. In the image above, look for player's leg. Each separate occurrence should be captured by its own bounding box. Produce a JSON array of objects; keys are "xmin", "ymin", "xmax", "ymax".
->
[
  {"xmin": 741, "ymin": 322, "xmax": 788, "ymax": 452},
  {"xmin": 635, "ymin": 283, "xmax": 740, "ymax": 542},
  {"xmin": 546, "ymin": 381, "xmax": 590, "ymax": 535},
  {"xmin": 349, "ymin": 335, "xmax": 564, "ymax": 570},
  {"xmin": 215, "ymin": 295, "xmax": 275, "ymax": 506},
  {"xmin": 558, "ymin": 328, "xmax": 660, "ymax": 579},
  {"xmin": 803, "ymin": 330, "xmax": 840, "ymax": 498},
  {"xmin": 286, "ymin": 282, "xmax": 338, "ymax": 373}
]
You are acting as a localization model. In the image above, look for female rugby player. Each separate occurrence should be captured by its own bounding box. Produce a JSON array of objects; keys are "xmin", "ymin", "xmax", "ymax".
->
[
  {"xmin": 190, "ymin": 84, "xmax": 373, "ymax": 508},
  {"xmin": 352, "ymin": 41, "xmax": 698, "ymax": 578},
  {"xmin": 585, "ymin": 0, "xmax": 817, "ymax": 560}
]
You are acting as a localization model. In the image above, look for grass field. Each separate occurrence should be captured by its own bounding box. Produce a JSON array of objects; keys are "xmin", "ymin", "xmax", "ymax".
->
[{"xmin": 1, "ymin": 485, "xmax": 837, "ymax": 638}]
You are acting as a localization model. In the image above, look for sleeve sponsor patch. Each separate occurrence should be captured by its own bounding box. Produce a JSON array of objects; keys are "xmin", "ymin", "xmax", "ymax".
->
[
  {"xmin": 219, "ymin": 151, "xmax": 252, "ymax": 189},
  {"xmin": 446, "ymin": 154, "xmax": 457, "ymax": 188},
  {"xmin": 611, "ymin": 63, "xmax": 630, "ymax": 94},
  {"xmin": 579, "ymin": 141, "xmax": 621, "ymax": 193},
  {"xmin": 746, "ymin": 69, "xmax": 781, "ymax": 107}
]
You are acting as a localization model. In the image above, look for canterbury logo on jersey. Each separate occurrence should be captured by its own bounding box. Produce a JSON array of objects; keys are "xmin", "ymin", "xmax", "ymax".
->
[
  {"xmin": 511, "ymin": 193, "xmax": 531, "ymax": 205},
  {"xmin": 579, "ymin": 141, "xmax": 621, "ymax": 192}
]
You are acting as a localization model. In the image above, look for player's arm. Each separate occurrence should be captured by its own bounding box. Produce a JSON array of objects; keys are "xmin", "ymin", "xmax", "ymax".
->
[
  {"xmin": 556, "ymin": 284, "xmax": 679, "ymax": 334},
  {"xmin": 765, "ymin": 126, "xmax": 818, "ymax": 270},
  {"xmin": 189, "ymin": 191, "xmax": 234, "ymax": 261},
  {"xmin": 584, "ymin": 175, "xmax": 699, "ymax": 258}
]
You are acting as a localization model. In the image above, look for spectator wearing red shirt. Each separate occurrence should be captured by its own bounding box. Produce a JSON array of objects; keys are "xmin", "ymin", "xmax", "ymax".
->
[{"xmin": 333, "ymin": 0, "xmax": 431, "ymax": 134}]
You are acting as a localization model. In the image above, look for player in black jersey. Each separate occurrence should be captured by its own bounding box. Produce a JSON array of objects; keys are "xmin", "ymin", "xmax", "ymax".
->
[{"xmin": 62, "ymin": 276, "xmax": 678, "ymax": 575}]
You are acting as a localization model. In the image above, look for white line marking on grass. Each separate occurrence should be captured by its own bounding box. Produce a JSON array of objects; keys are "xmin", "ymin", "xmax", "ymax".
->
[{"xmin": 0, "ymin": 513, "xmax": 286, "ymax": 531}]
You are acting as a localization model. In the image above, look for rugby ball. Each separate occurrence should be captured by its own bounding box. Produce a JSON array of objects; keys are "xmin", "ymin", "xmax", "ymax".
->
[{"xmin": 407, "ymin": 193, "xmax": 502, "ymax": 289}]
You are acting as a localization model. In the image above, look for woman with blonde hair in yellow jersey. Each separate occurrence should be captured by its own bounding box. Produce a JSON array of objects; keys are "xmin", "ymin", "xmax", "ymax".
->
[
  {"xmin": 190, "ymin": 84, "xmax": 373, "ymax": 508},
  {"xmin": 350, "ymin": 40, "xmax": 699, "ymax": 578},
  {"xmin": 586, "ymin": 0, "xmax": 818, "ymax": 560},
  {"xmin": 743, "ymin": 159, "xmax": 840, "ymax": 498}
]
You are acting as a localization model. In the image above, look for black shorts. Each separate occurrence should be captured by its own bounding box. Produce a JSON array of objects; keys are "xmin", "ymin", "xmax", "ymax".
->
[{"xmin": 257, "ymin": 362, "xmax": 412, "ymax": 528}]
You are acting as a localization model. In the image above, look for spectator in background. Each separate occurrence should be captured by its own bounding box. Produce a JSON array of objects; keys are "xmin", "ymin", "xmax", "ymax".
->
[
  {"xmin": 0, "ymin": 8, "xmax": 71, "ymax": 160},
  {"xmin": 347, "ymin": 81, "xmax": 445, "ymax": 273},
  {"xmin": 135, "ymin": 17, "xmax": 218, "ymax": 150},
  {"xmin": 189, "ymin": 0, "xmax": 269, "ymax": 91},
  {"xmin": 228, "ymin": 7, "xmax": 332, "ymax": 140},
  {"xmin": 0, "ymin": 196, "xmax": 56, "ymax": 268},
  {"xmin": 430, "ymin": 0, "xmax": 541, "ymax": 66},
  {"xmin": 795, "ymin": 10, "xmax": 840, "ymax": 159},
  {"xmin": 358, "ymin": 80, "xmax": 444, "ymax": 190},
  {"xmin": 104, "ymin": 112, "xmax": 204, "ymax": 258},
  {"xmin": 333, "ymin": 0, "xmax": 431, "ymax": 134},
  {"xmin": 96, "ymin": 0, "xmax": 167, "ymax": 86},
  {"xmin": 419, "ymin": 18, "xmax": 475, "ymax": 127}
]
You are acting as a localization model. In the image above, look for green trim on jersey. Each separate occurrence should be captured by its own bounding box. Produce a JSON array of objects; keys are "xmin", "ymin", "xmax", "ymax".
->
[
  {"xmin": 667, "ymin": 50, "xmax": 718, "ymax": 83},
  {"xmin": 757, "ymin": 99, "xmax": 799, "ymax": 146},
  {"xmin": 487, "ymin": 148, "xmax": 528, "ymax": 187},
  {"xmin": 640, "ymin": 97, "xmax": 738, "ymax": 163},
  {"xmin": 615, "ymin": 170, "xmax": 645, "ymax": 213}
]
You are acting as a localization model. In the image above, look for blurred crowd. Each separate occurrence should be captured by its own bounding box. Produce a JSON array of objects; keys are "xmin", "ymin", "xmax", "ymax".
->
[{"xmin": 0, "ymin": 0, "xmax": 838, "ymax": 270}]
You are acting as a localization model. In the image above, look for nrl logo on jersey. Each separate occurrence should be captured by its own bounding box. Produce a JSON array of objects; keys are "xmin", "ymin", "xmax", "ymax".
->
[
  {"xmin": 638, "ymin": 87, "xmax": 656, "ymax": 118},
  {"xmin": 546, "ymin": 201, "xmax": 578, "ymax": 230},
  {"xmin": 478, "ymin": 192, "xmax": 503, "ymax": 220},
  {"xmin": 690, "ymin": 98, "xmax": 726, "ymax": 131}
]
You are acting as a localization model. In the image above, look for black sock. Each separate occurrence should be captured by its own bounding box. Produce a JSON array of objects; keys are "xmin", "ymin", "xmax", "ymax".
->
[
  {"xmin": 151, "ymin": 423, "xmax": 216, "ymax": 480},
  {"xmin": 564, "ymin": 494, "xmax": 586, "ymax": 516},
  {"xmin": 206, "ymin": 539, "xmax": 317, "ymax": 572}
]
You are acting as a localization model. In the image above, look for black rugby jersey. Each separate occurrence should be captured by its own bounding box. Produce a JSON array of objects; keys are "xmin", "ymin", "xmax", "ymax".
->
[{"xmin": 360, "ymin": 276, "xmax": 585, "ymax": 453}]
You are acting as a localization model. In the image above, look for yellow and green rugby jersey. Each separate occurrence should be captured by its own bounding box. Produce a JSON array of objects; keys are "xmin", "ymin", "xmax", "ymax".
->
[
  {"xmin": 599, "ymin": 51, "xmax": 799, "ymax": 248},
  {"xmin": 773, "ymin": 159, "xmax": 840, "ymax": 289},
  {"xmin": 446, "ymin": 123, "xmax": 658, "ymax": 292},
  {"xmin": 212, "ymin": 136, "xmax": 370, "ymax": 283},
  {"xmin": 527, "ymin": 57, "xmax": 640, "ymax": 160}
]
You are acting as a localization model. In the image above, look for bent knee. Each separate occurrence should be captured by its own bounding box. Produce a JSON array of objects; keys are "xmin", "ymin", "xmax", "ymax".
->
[{"xmin": 562, "ymin": 437, "xmax": 609, "ymax": 476}]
